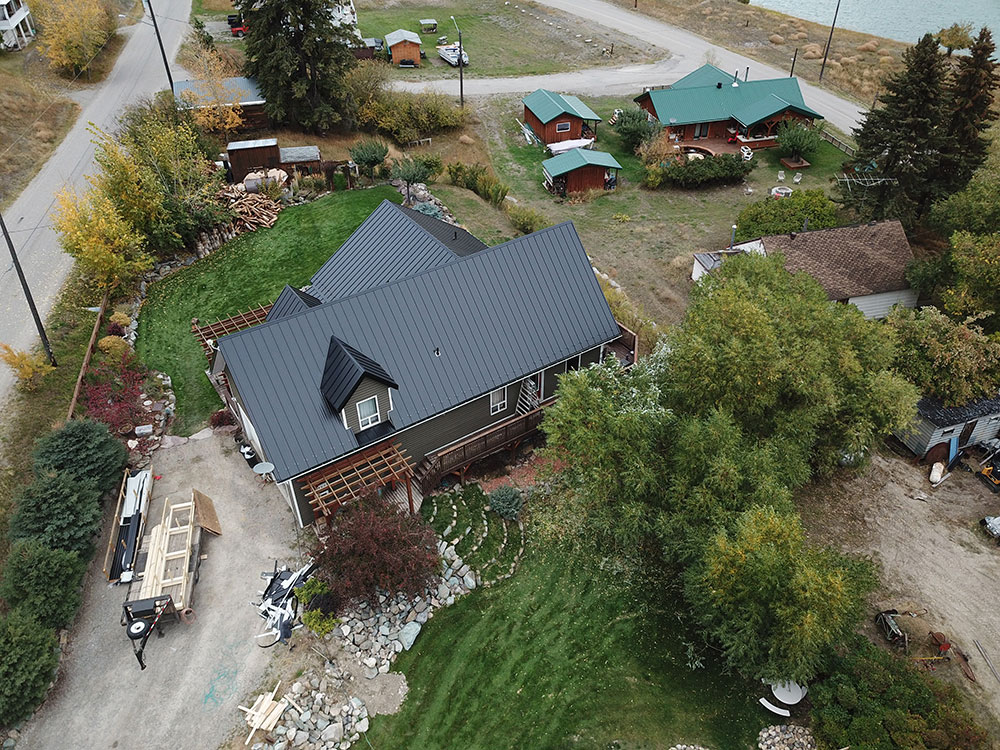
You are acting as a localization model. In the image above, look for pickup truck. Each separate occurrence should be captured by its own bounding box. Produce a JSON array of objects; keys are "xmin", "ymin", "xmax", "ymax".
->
[{"xmin": 227, "ymin": 14, "xmax": 249, "ymax": 37}]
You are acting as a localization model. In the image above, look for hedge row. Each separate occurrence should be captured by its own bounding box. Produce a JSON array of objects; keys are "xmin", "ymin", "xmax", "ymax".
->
[{"xmin": 0, "ymin": 419, "xmax": 126, "ymax": 726}]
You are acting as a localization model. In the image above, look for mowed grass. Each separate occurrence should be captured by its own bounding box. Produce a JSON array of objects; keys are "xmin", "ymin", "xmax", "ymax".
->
[
  {"xmin": 136, "ymin": 186, "xmax": 401, "ymax": 435},
  {"xmin": 355, "ymin": 0, "xmax": 658, "ymax": 79},
  {"xmin": 367, "ymin": 547, "xmax": 766, "ymax": 750}
]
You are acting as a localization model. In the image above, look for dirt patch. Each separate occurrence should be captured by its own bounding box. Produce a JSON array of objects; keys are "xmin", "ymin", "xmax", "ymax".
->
[{"xmin": 797, "ymin": 451, "xmax": 1000, "ymax": 735}]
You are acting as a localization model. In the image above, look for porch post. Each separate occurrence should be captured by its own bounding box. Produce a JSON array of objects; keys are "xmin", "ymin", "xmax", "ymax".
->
[{"xmin": 405, "ymin": 475, "xmax": 414, "ymax": 514}]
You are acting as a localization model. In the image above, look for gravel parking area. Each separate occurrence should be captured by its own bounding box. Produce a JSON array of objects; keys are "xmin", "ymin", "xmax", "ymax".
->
[{"xmin": 15, "ymin": 434, "xmax": 301, "ymax": 750}]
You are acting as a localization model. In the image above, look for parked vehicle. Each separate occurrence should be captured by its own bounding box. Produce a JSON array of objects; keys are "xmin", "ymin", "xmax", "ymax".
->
[
  {"xmin": 437, "ymin": 43, "xmax": 468, "ymax": 67},
  {"xmin": 981, "ymin": 516, "xmax": 1000, "ymax": 544},
  {"xmin": 228, "ymin": 14, "xmax": 248, "ymax": 37}
]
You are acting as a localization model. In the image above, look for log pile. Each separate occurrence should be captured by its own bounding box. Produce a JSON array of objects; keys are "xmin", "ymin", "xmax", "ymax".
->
[{"xmin": 219, "ymin": 188, "xmax": 282, "ymax": 231}]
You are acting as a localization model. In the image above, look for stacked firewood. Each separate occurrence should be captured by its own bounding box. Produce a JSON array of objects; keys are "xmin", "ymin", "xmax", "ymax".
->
[{"xmin": 218, "ymin": 188, "xmax": 282, "ymax": 231}]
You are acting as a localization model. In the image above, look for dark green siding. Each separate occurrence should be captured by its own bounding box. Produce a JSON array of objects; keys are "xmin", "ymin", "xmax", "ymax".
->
[
  {"xmin": 343, "ymin": 376, "xmax": 393, "ymax": 433},
  {"xmin": 543, "ymin": 362, "xmax": 566, "ymax": 400},
  {"xmin": 396, "ymin": 389, "xmax": 518, "ymax": 461}
]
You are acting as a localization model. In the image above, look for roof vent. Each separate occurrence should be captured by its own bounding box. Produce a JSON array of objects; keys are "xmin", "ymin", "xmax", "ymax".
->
[
  {"xmin": 452, "ymin": 230, "xmax": 458, "ymax": 240},
  {"xmin": 789, "ymin": 232, "xmax": 796, "ymax": 240},
  {"xmin": 716, "ymin": 82, "xmax": 722, "ymax": 89},
  {"xmin": 434, "ymin": 347, "xmax": 441, "ymax": 357}
]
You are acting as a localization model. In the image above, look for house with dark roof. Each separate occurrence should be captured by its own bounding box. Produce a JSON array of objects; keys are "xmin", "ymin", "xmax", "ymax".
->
[
  {"xmin": 203, "ymin": 200, "xmax": 638, "ymax": 526},
  {"xmin": 895, "ymin": 396, "xmax": 1000, "ymax": 463},
  {"xmin": 691, "ymin": 220, "xmax": 918, "ymax": 320},
  {"xmin": 542, "ymin": 149, "xmax": 621, "ymax": 196},
  {"xmin": 522, "ymin": 89, "xmax": 602, "ymax": 145},
  {"xmin": 634, "ymin": 64, "xmax": 822, "ymax": 151}
]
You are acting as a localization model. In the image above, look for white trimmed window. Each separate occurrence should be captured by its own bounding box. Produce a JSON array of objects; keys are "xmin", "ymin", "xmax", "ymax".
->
[
  {"xmin": 490, "ymin": 387, "xmax": 507, "ymax": 415},
  {"xmin": 555, "ymin": 121, "xmax": 571, "ymax": 133},
  {"xmin": 357, "ymin": 396, "xmax": 380, "ymax": 429}
]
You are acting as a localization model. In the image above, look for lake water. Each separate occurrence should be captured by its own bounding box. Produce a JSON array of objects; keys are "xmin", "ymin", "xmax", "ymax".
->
[{"xmin": 748, "ymin": 0, "xmax": 1000, "ymax": 44}]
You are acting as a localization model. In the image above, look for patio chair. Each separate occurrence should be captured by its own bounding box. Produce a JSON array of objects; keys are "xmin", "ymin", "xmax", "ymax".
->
[
  {"xmin": 777, "ymin": 170, "xmax": 785, "ymax": 182},
  {"xmin": 740, "ymin": 145, "xmax": 754, "ymax": 162},
  {"xmin": 759, "ymin": 698, "xmax": 791, "ymax": 717},
  {"xmin": 793, "ymin": 172, "xmax": 803, "ymax": 184}
]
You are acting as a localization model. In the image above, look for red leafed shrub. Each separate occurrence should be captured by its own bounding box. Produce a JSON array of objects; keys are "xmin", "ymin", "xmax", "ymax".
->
[
  {"xmin": 105, "ymin": 321, "xmax": 126, "ymax": 337},
  {"xmin": 82, "ymin": 354, "xmax": 148, "ymax": 433},
  {"xmin": 312, "ymin": 494, "xmax": 439, "ymax": 611},
  {"xmin": 209, "ymin": 408, "xmax": 236, "ymax": 427}
]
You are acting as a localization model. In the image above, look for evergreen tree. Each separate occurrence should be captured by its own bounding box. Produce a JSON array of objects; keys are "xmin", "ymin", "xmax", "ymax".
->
[
  {"xmin": 236, "ymin": 0, "xmax": 358, "ymax": 132},
  {"xmin": 942, "ymin": 28, "xmax": 999, "ymax": 191},
  {"xmin": 842, "ymin": 34, "xmax": 950, "ymax": 225}
]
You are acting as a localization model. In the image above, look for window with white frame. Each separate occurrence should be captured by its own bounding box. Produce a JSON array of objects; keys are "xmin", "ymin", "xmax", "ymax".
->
[
  {"xmin": 490, "ymin": 387, "xmax": 507, "ymax": 415},
  {"xmin": 555, "ymin": 121, "xmax": 571, "ymax": 133},
  {"xmin": 357, "ymin": 396, "xmax": 380, "ymax": 429}
]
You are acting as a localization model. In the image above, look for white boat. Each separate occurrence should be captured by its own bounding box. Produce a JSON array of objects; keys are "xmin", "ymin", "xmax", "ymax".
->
[{"xmin": 437, "ymin": 43, "xmax": 469, "ymax": 67}]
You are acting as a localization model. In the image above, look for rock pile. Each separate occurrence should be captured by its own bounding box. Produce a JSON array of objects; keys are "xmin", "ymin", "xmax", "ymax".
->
[
  {"xmin": 669, "ymin": 744, "xmax": 711, "ymax": 750},
  {"xmin": 390, "ymin": 181, "xmax": 461, "ymax": 226},
  {"xmin": 757, "ymin": 725, "xmax": 816, "ymax": 750}
]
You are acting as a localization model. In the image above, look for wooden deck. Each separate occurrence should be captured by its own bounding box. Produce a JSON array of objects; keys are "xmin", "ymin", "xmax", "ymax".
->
[{"xmin": 672, "ymin": 138, "xmax": 742, "ymax": 156}]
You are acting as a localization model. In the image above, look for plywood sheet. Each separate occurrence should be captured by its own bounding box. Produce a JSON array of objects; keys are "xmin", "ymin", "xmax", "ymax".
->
[{"xmin": 193, "ymin": 489, "xmax": 222, "ymax": 536}]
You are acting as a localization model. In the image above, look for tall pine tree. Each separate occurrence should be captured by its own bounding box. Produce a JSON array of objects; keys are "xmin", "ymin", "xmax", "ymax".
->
[
  {"xmin": 942, "ymin": 27, "xmax": 999, "ymax": 191},
  {"xmin": 843, "ymin": 34, "xmax": 949, "ymax": 225},
  {"xmin": 236, "ymin": 0, "xmax": 357, "ymax": 132}
]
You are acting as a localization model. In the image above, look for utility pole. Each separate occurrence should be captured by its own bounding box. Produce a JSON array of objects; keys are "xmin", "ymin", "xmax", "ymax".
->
[
  {"xmin": 147, "ymin": 0, "xmax": 174, "ymax": 94},
  {"xmin": 451, "ymin": 15, "xmax": 464, "ymax": 107},
  {"xmin": 819, "ymin": 0, "xmax": 842, "ymax": 82},
  {"xmin": 0, "ymin": 211, "xmax": 57, "ymax": 367},
  {"xmin": 789, "ymin": 47, "xmax": 798, "ymax": 77}
]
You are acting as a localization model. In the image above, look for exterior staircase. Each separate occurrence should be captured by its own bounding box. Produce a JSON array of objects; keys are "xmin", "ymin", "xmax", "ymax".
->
[{"xmin": 515, "ymin": 377, "xmax": 540, "ymax": 415}]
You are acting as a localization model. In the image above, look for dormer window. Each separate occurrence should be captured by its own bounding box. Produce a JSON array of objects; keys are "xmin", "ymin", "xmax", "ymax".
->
[{"xmin": 357, "ymin": 396, "xmax": 380, "ymax": 429}]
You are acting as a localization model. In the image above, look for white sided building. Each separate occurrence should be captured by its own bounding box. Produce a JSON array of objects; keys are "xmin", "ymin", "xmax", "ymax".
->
[{"xmin": 1, "ymin": 0, "xmax": 35, "ymax": 50}]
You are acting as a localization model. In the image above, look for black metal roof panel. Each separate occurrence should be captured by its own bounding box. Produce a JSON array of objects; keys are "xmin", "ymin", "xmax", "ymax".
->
[
  {"xmin": 309, "ymin": 200, "xmax": 457, "ymax": 302},
  {"xmin": 320, "ymin": 337, "xmax": 398, "ymax": 412},
  {"xmin": 219, "ymin": 221, "xmax": 621, "ymax": 482},
  {"xmin": 267, "ymin": 285, "xmax": 323, "ymax": 322},
  {"xmin": 916, "ymin": 395, "xmax": 1000, "ymax": 428},
  {"xmin": 401, "ymin": 206, "xmax": 488, "ymax": 257}
]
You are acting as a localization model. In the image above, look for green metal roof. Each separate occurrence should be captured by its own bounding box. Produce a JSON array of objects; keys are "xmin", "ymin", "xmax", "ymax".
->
[
  {"xmin": 522, "ymin": 89, "xmax": 601, "ymax": 124},
  {"xmin": 638, "ymin": 65, "xmax": 823, "ymax": 127},
  {"xmin": 542, "ymin": 149, "xmax": 622, "ymax": 177}
]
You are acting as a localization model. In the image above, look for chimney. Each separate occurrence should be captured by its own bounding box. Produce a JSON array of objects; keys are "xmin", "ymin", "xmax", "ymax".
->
[
  {"xmin": 453, "ymin": 230, "xmax": 458, "ymax": 240},
  {"xmin": 716, "ymin": 82, "xmax": 722, "ymax": 89}
]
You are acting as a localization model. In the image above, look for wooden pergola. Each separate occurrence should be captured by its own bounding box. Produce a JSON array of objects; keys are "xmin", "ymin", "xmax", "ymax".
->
[
  {"xmin": 299, "ymin": 441, "xmax": 416, "ymax": 516},
  {"xmin": 191, "ymin": 304, "xmax": 273, "ymax": 360}
]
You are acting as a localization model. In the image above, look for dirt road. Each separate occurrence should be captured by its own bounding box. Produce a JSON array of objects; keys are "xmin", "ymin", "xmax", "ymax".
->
[
  {"xmin": 15, "ymin": 435, "xmax": 300, "ymax": 750},
  {"xmin": 798, "ymin": 452, "xmax": 1000, "ymax": 734}
]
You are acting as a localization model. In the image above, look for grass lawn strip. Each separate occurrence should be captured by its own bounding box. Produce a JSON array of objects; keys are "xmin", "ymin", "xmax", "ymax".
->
[
  {"xmin": 463, "ymin": 502, "xmax": 504, "ymax": 571},
  {"xmin": 136, "ymin": 186, "xmax": 401, "ymax": 435},
  {"xmin": 455, "ymin": 488, "xmax": 488, "ymax": 559},
  {"xmin": 366, "ymin": 547, "xmax": 766, "ymax": 749}
]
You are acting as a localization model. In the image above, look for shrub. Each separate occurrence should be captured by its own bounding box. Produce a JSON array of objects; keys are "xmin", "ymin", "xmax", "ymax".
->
[
  {"xmin": 8, "ymin": 471, "xmax": 102, "ymax": 556},
  {"xmin": 349, "ymin": 139, "xmax": 389, "ymax": 179},
  {"xmin": 0, "ymin": 609, "xmax": 59, "ymax": 725},
  {"xmin": 414, "ymin": 153, "xmax": 443, "ymax": 182},
  {"xmin": 614, "ymin": 107, "xmax": 661, "ymax": 152},
  {"xmin": 445, "ymin": 162, "xmax": 509, "ymax": 205},
  {"xmin": 0, "ymin": 540, "xmax": 85, "ymax": 629},
  {"xmin": 33, "ymin": 418, "xmax": 127, "ymax": 496},
  {"xmin": 312, "ymin": 494, "xmax": 439, "ymax": 607},
  {"xmin": 332, "ymin": 172, "xmax": 348, "ymax": 192},
  {"xmin": 302, "ymin": 608, "xmax": 341, "ymax": 637},
  {"xmin": 109, "ymin": 310, "xmax": 131, "ymax": 327},
  {"xmin": 105, "ymin": 321, "xmax": 126, "ymax": 337},
  {"xmin": 97, "ymin": 335, "xmax": 132, "ymax": 362},
  {"xmin": 734, "ymin": 189, "xmax": 841, "ymax": 241},
  {"xmin": 295, "ymin": 576, "xmax": 331, "ymax": 608},
  {"xmin": 476, "ymin": 173, "xmax": 509, "ymax": 206},
  {"xmin": 646, "ymin": 153, "xmax": 755, "ymax": 189},
  {"xmin": 505, "ymin": 203, "xmax": 549, "ymax": 235},
  {"xmin": 411, "ymin": 201, "xmax": 445, "ymax": 220},
  {"xmin": 776, "ymin": 121, "xmax": 823, "ymax": 161},
  {"xmin": 0, "ymin": 343, "xmax": 54, "ymax": 390},
  {"xmin": 489, "ymin": 485, "xmax": 523, "ymax": 520},
  {"xmin": 209, "ymin": 408, "xmax": 236, "ymax": 428},
  {"xmin": 82, "ymin": 355, "xmax": 148, "ymax": 435},
  {"xmin": 298, "ymin": 580, "xmax": 342, "ymax": 635},
  {"xmin": 357, "ymin": 91, "xmax": 465, "ymax": 144}
]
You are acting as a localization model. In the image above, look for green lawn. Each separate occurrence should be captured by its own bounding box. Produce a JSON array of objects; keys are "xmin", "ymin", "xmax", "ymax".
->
[
  {"xmin": 136, "ymin": 187, "xmax": 401, "ymax": 435},
  {"xmin": 367, "ymin": 546, "xmax": 766, "ymax": 749}
]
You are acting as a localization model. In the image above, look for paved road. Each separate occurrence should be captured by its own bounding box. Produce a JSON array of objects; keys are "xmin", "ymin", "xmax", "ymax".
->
[
  {"xmin": 0, "ymin": 0, "xmax": 192, "ymax": 401},
  {"xmin": 396, "ymin": 0, "xmax": 866, "ymax": 134}
]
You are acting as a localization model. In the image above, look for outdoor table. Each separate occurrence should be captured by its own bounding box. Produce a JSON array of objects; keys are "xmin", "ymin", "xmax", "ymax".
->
[
  {"xmin": 771, "ymin": 680, "xmax": 807, "ymax": 705},
  {"xmin": 253, "ymin": 462, "xmax": 276, "ymax": 483}
]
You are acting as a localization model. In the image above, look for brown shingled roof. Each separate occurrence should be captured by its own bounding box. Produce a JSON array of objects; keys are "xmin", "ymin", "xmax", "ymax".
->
[{"xmin": 759, "ymin": 220, "xmax": 913, "ymax": 300}]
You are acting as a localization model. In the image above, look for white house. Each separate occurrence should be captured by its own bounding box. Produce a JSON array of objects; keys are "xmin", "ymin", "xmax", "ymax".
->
[
  {"xmin": 1, "ymin": 0, "xmax": 35, "ymax": 50},
  {"xmin": 691, "ymin": 220, "xmax": 919, "ymax": 320},
  {"xmin": 896, "ymin": 395, "xmax": 1000, "ymax": 463}
]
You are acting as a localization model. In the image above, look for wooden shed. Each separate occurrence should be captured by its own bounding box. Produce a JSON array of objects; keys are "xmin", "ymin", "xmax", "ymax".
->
[
  {"xmin": 896, "ymin": 396, "xmax": 1000, "ymax": 463},
  {"xmin": 542, "ymin": 149, "xmax": 621, "ymax": 196},
  {"xmin": 173, "ymin": 76, "xmax": 269, "ymax": 130},
  {"xmin": 227, "ymin": 138, "xmax": 280, "ymax": 183},
  {"xmin": 522, "ymin": 89, "xmax": 601, "ymax": 145},
  {"xmin": 279, "ymin": 145, "xmax": 322, "ymax": 177},
  {"xmin": 385, "ymin": 28, "xmax": 421, "ymax": 67}
]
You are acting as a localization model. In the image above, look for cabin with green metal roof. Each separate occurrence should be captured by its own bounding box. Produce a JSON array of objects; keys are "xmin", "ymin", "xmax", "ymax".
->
[
  {"xmin": 522, "ymin": 89, "xmax": 602, "ymax": 145},
  {"xmin": 634, "ymin": 65, "xmax": 823, "ymax": 150},
  {"xmin": 542, "ymin": 149, "xmax": 621, "ymax": 196}
]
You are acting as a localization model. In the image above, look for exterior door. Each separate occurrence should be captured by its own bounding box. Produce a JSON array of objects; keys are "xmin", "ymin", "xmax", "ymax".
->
[
  {"xmin": 959, "ymin": 420, "xmax": 978, "ymax": 447},
  {"xmin": 694, "ymin": 122, "xmax": 709, "ymax": 139}
]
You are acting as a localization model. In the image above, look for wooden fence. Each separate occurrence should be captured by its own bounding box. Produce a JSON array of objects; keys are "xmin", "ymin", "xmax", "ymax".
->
[
  {"xmin": 66, "ymin": 291, "xmax": 110, "ymax": 421},
  {"xmin": 820, "ymin": 129, "xmax": 857, "ymax": 158}
]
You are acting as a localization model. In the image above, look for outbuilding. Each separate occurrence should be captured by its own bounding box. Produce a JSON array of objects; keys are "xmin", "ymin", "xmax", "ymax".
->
[
  {"xmin": 227, "ymin": 138, "xmax": 280, "ymax": 183},
  {"xmin": 896, "ymin": 396, "xmax": 1000, "ymax": 463},
  {"xmin": 173, "ymin": 76, "xmax": 269, "ymax": 130},
  {"xmin": 542, "ymin": 149, "xmax": 621, "ymax": 196},
  {"xmin": 279, "ymin": 145, "xmax": 322, "ymax": 178},
  {"xmin": 385, "ymin": 28, "xmax": 421, "ymax": 67},
  {"xmin": 522, "ymin": 89, "xmax": 601, "ymax": 145}
]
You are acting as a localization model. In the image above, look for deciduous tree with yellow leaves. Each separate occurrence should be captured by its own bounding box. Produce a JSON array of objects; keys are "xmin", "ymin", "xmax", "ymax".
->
[
  {"xmin": 179, "ymin": 45, "xmax": 245, "ymax": 138},
  {"xmin": 33, "ymin": 0, "xmax": 116, "ymax": 75}
]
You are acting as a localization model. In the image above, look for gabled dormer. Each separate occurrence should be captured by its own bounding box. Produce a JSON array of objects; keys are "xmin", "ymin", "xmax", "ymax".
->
[{"xmin": 319, "ymin": 336, "xmax": 398, "ymax": 435}]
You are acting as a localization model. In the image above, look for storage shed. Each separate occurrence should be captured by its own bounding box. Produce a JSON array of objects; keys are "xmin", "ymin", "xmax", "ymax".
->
[
  {"xmin": 227, "ymin": 138, "xmax": 280, "ymax": 183},
  {"xmin": 522, "ymin": 89, "xmax": 601, "ymax": 145},
  {"xmin": 542, "ymin": 149, "xmax": 621, "ymax": 196},
  {"xmin": 279, "ymin": 145, "xmax": 322, "ymax": 177},
  {"xmin": 385, "ymin": 28, "xmax": 421, "ymax": 67},
  {"xmin": 896, "ymin": 395, "xmax": 1000, "ymax": 463},
  {"xmin": 174, "ymin": 76, "xmax": 268, "ymax": 130}
]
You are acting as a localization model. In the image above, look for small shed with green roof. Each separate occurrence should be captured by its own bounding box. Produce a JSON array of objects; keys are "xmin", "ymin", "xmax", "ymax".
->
[
  {"xmin": 542, "ymin": 149, "xmax": 622, "ymax": 195},
  {"xmin": 522, "ymin": 89, "xmax": 602, "ymax": 145},
  {"xmin": 634, "ymin": 64, "xmax": 822, "ymax": 149}
]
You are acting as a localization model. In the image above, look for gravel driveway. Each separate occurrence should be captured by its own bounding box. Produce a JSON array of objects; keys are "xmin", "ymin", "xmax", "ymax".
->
[{"xmin": 15, "ymin": 434, "xmax": 301, "ymax": 750}]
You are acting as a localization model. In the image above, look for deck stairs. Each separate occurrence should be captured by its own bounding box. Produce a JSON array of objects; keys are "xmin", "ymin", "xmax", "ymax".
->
[{"xmin": 515, "ymin": 378, "xmax": 540, "ymax": 415}]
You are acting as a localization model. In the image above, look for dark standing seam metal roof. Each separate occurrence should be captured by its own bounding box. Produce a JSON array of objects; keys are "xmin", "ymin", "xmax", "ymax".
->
[
  {"xmin": 266, "ymin": 285, "xmax": 323, "ymax": 322},
  {"xmin": 309, "ymin": 200, "xmax": 459, "ymax": 301},
  {"xmin": 219, "ymin": 221, "xmax": 621, "ymax": 482},
  {"xmin": 320, "ymin": 336, "xmax": 399, "ymax": 412},
  {"xmin": 400, "ymin": 206, "xmax": 488, "ymax": 257},
  {"xmin": 917, "ymin": 395, "xmax": 1000, "ymax": 428}
]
